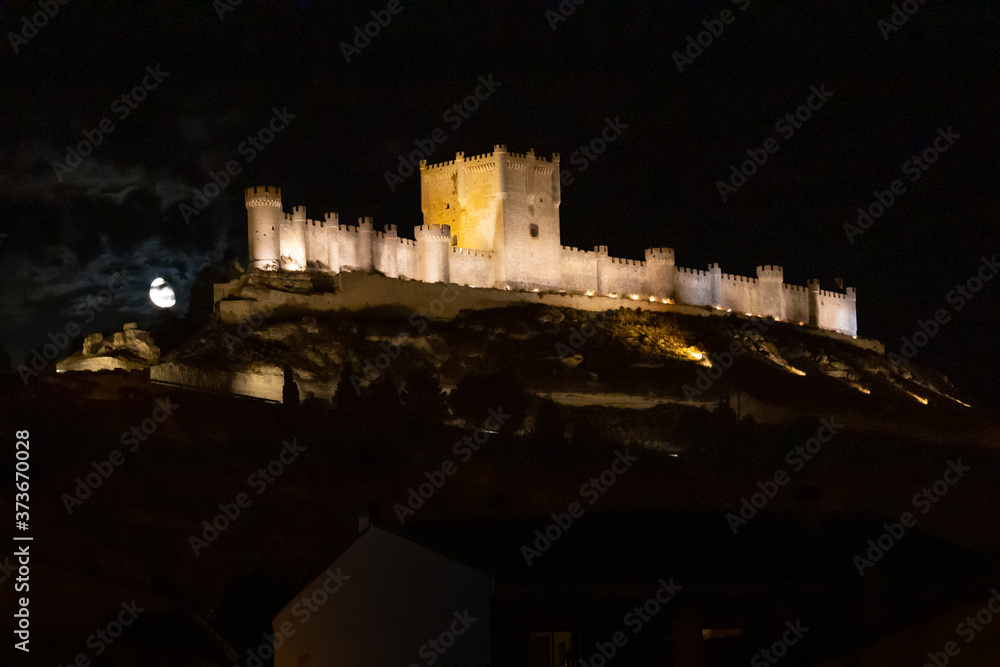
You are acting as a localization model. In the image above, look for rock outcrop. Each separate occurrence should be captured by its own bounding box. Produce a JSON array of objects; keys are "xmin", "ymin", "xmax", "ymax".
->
[{"xmin": 57, "ymin": 323, "xmax": 160, "ymax": 372}]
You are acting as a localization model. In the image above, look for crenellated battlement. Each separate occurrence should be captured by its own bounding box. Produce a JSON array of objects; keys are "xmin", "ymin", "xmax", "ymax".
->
[
  {"xmin": 722, "ymin": 273, "xmax": 756, "ymax": 284},
  {"xmin": 756, "ymin": 265, "xmax": 784, "ymax": 282},
  {"xmin": 644, "ymin": 247, "xmax": 675, "ymax": 262},
  {"xmin": 245, "ymin": 185, "xmax": 282, "ymax": 207},
  {"xmin": 414, "ymin": 224, "xmax": 452, "ymax": 241},
  {"xmin": 242, "ymin": 159, "xmax": 858, "ymax": 336}
]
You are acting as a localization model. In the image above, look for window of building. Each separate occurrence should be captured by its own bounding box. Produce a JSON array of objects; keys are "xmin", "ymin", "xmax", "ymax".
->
[
  {"xmin": 451, "ymin": 235, "xmax": 458, "ymax": 246},
  {"xmin": 530, "ymin": 224, "xmax": 539, "ymax": 238}
]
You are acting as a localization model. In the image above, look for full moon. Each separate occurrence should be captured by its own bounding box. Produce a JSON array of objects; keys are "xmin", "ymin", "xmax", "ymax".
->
[{"xmin": 149, "ymin": 277, "xmax": 176, "ymax": 308}]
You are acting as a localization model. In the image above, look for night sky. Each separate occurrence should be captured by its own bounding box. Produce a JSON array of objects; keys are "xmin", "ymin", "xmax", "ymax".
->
[{"xmin": 1, "ymin": 1, "xmax": 998, "ymax": 402}]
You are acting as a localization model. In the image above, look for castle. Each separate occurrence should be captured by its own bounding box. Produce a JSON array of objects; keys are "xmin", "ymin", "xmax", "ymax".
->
[{"xmin": 244, "ymin": 145, "xmax": 857, "ymax": 336}]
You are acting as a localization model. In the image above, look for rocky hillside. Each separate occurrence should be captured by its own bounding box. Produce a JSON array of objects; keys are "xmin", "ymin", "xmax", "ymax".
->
[{"xmin": 163, "ymin": 303, "xmax": 981, "ymax": 445}]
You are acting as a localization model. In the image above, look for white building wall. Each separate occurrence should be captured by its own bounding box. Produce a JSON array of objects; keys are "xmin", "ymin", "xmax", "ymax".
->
[{"xmin": 273, "ymin": 526, "xmax": 492, "ymax": 667}]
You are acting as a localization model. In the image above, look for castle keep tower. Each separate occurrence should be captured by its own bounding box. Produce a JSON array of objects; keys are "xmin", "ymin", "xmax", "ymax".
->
[
  {"xmin": 420, "ymin": 145, "xmax": 562, "ymax": 290},
  {"xmin": 246, "ymin": 186, "xmax": 283, "ymax": 270}
]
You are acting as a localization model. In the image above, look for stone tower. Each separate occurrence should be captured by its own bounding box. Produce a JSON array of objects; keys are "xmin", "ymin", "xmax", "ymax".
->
[
  {"xmin": 419, "ymin": 145, "xmax": 562, "ymax": 290},
  {"xmin": 245, "ymin": 186, "xmax": 282, "ymax": 270}
]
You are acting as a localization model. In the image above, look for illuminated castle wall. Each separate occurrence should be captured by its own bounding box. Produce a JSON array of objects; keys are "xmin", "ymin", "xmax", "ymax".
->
[{"xmin": 244, "ymin": 145, "xmax": 857, "ymax": 336}]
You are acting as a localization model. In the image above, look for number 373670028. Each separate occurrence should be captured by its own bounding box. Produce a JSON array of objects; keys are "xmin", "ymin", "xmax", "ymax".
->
[{"xmin": 15, "ymin": 430, "xmax": 30, "ymax": 525}]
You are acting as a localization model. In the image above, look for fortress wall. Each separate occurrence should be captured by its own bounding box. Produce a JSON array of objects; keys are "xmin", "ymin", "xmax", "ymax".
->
[
  {"xmin": 674, "ymin": 266, "xmax": 713, "ymax": 306},
  {"xmin": 372, "ymin": 233, "xmax": 397, "ymax": 278},
  {"xmin": 306, "ymin": 220, "xmax": 329, "ymax": 269},
  {"xmin": 783, "ymin": 284, "xmax": 810, "ymax": 324},
  {"xmin": 395, "ymin": 238, "xmax": 417, "ymax": 280},
  {"xmin": 279, "ymin": 213, "xmax": 306, "ymax": 270},
  {"xmin": 602, "ymin": 256, "xmax": 647, "ymax": 296},
  {"xmin": 815, "ymin": 290, "xmax": 857, "ymax": 335},
  {"xmin": 449, "ymin": 247, "xmax": 495, "ymax": 288},
  {"xmin": 559, "ymin": 246, "xmax": 598, "ymax": 293},
  {"xmin": 334, "ymin": 225, "xmax": 360, "ymax": 270},
  {"xmin": 720, "ymin": 274, "xmax": 756, "ymax": 313}
]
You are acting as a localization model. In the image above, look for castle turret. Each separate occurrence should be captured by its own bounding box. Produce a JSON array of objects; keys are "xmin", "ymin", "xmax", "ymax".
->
[
  {"xmin": 415, "ymin": 224, "xmax": 451, "ymax": 283},
  {"xmin": 708, "ymin": 262, "xmax": 722, "ymax": 307},
  {"xmin": 595, "ymin": 245, "xmax": 610, "ymax": 294},
  {"xmin": 245, "ymin": 186, "xmax": 282, "ymax": 270},
  {"xmin": 845, "ymin": 286, "xmax": 858, "ymax": 336},
  {"xmin": 756, "ymin": 265, "xmax": 785, "ymax": 320},
  {"xmin": 644, "ymin": 247, "xmax": 675, "ymax": 300},
  {"xmin": 381, "ymin": 223, "xmax": 399, "ymax": 278},
  {"xmin": 325, "ymin": 212, "xmax": 340, "ymax": 271},
  {"xmin": 356, "ymin": 217, "xmax": 375, "ymax": 272},
  {"xmin": 806, "ymin": 278, "xmax": 821, "ymax": 326}
]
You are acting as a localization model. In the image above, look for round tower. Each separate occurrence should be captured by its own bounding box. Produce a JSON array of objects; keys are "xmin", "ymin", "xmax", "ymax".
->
[
  {"xmin": 415, "ymin": 224, "xmax": 451, "ymax": 283},
  {"xmin": 245, "ymin": 186, "xmax": 282, "ymax": 270}
]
